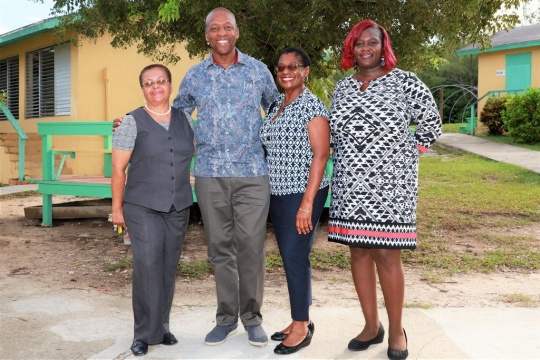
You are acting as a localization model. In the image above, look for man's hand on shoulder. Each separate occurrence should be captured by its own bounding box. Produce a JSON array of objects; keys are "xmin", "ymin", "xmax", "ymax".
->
[{"xmin": 112, "ymin": 116, "xmax": 125, "ymax": 132}]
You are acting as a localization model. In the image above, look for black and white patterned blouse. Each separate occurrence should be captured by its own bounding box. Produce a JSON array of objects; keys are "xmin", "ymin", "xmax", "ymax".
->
[{"xmin": 260, "ymin": 88, "xmax": 330, "ymax": 196}]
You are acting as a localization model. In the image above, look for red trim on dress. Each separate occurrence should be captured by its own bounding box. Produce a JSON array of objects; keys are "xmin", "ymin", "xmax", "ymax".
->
[{"xmin": 328, "ymin": 226, "xmax": 416, "ymax": 239}]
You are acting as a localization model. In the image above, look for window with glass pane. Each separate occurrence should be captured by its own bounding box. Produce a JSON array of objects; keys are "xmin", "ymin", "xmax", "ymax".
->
[
  {"xmin": 25, "ymin": 43, "xmax": 71, "ymax": 118},
  {"xmin": 0, "ymin": 56, "xmax": 20, "ymax": 120}
]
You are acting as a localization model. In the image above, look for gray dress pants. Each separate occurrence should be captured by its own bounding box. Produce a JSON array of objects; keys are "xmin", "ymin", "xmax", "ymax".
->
[
  {"xmin": 124, "ymin": 202, "xmax": 190, "ymax": 344},
  {"xmin": 195, "ymin": 176, "xmax": 270, "ymax": 327}
]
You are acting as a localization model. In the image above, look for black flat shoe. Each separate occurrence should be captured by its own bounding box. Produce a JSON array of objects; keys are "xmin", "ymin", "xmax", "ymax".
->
[
  {"xmin": 131, "ymin": 339, "xmax": 148, "ymax": 356},
  {"xmin": 348, "ymin": 322, "xmax": 385, "ymax": 351},
  {"xmin": 271, "ymin": 321, "xmax": 315, "ymax": 341},
  {"xmin": 161, "ymin": 332, "xmax": 178, "ymax": 345},
  {"xmin": 274, "ymin": 329, "xmax": 312, "ymax": 355},
  {"xmin": 387, "ymin": 329, "xmax": 408, "ymax": 360}
]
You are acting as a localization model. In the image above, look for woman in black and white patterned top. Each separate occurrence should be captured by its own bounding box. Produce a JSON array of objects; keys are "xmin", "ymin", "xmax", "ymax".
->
[
  {"xmin": 260, "ymin": 47, "xmax": 330, "ymax": 355},
  {"xmin": 329, "ymin": 20, "xmax": 442, "ymax": 360}
]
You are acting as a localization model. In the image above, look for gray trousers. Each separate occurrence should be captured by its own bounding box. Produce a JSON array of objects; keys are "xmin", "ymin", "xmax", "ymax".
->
[
  {"xmin": 123, "ymin": 202, "xmax": 190, "ymax": 344},
  {"xmin": 195, "ymin": 176, "xmax": 270, "ymax": 327}
]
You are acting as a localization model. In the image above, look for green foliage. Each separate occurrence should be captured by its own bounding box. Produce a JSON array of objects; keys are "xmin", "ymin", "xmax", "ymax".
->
[
  {"xmin": 417, "ymin": 53, "xmax": 478, "ymax": 124},
  {"xmin": 49, "ymin": 0, "xmax": 523, "ymax": 77},
  {"xmin": 480, "ymin": 96, "xmax": 507, "ymax": 135},
  {"xmin": 0, "ymin": 91, "xmax": 7, "ymax": 107},
  {"xmin": 502, "ymin": 87, "xmax": 540, "ymax": 144}
]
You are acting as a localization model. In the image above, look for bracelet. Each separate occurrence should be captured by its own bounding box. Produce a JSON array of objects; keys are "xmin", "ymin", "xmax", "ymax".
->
[{"xmin": 298, "ymin": 208, "xmax": 312, "ymax": 214}]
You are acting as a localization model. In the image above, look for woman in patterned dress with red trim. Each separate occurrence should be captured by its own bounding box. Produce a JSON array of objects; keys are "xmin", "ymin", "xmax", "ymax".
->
[{"xmin": 328, "ymin": 20, "xmax": 442, "ymax": 360}]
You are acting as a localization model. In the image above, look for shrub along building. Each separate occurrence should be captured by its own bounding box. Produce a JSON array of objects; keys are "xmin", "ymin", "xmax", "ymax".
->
[
  {"xmin": 0, "ymin": 17, "xmax": 200, "ymax": 184},
  {"xmin": 457, "ymin": 23, "xmax": 540, "ymax": 133}
]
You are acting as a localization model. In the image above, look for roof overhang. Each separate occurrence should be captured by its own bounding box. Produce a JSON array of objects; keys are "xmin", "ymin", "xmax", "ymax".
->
[
  {"xmin": 457, "ymin": 40, "xmax": 540, "ymax": 56},
  {"xmin": 0, "ymin": 17, "xmax": 60, "ymax": 48}
]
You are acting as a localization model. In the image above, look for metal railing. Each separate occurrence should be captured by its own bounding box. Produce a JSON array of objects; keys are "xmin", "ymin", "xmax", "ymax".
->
[{"xmin": 0, "ymin": 103, "xmax": 28, "ymax": 181}]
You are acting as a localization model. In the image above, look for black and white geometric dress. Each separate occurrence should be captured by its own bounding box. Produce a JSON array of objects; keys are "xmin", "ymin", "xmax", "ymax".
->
[{"xmin": 328, "ymin": 69, "xmax": 442, "ymax": 249}]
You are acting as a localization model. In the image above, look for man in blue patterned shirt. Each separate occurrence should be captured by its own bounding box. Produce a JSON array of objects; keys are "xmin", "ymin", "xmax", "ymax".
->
[{"xmin": 173, "ymin": 7, "xmax": 279, "ymax": 347}]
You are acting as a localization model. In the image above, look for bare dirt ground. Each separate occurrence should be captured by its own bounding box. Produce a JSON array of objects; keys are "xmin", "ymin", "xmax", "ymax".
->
[{"xmin": 1, "ymin": 194, "xmax": 539, "ymax": 310}]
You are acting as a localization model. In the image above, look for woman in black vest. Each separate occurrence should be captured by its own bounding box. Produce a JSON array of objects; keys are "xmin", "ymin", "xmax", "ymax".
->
[{"xmin": 111, "ymin": 64, "xmax": 194, "ymax": 356}]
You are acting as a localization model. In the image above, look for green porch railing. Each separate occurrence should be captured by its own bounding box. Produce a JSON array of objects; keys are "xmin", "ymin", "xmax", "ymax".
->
[
  {"xmin": 461, "ymin": 89, "xmax": 525, "ymax": 136},
  {"xmin": 0, "ymin": 103, "xmax": 28, "ymax": 181}
]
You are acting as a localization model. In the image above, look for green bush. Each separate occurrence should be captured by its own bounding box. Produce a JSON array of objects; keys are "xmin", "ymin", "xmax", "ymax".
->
[
  {"xmin": 502, "ymin": 88, "xmax": 540, "ymax": 144},
  {"xmin": 480, "ymin": 97, "xmax": 507, "ymax": 135}
]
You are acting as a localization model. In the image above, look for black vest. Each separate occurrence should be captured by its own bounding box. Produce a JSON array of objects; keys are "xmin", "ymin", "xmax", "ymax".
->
[{"xmin": 124, "ymin": 107, "xmax": 194, "ymax": 212}]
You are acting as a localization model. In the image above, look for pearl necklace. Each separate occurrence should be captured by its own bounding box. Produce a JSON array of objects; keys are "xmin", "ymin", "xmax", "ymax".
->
[{"xmin": 145, "ymin": 105, "xmax": 171, "ymax": 116}]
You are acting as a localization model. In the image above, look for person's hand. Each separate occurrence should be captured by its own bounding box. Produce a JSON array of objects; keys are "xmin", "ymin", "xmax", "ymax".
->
[
  {"xmin": 296, "ymin": 204, "xmax": 313, "ymax": 235},
  {"xmin": 112, "ymin": 116, "xmax": 125, "ymax": 132},
  {"xmin": 111, "ymin": 209, "xmax": 125, "ymax": 229}
]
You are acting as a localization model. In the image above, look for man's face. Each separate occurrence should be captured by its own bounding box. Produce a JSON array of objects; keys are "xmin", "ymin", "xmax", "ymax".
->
[{"xmin": 205, "ymin": 9, "xmax": 239, "ymax": 57}]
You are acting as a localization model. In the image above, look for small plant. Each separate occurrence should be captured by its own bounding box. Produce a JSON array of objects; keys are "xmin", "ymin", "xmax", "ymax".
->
[
  {"xmin": 500, "ymin": 293, "xmax": 538, "ymax": 307},
  {"xmin": 0, "ymin": 90, "xmax": 7, "ymax": 107},
  {"xmin": 106, "ymin": 257, "xmax": 133, "ymax": 271},
  {"xmin": 502, "ymin": 87, "xmax": 540, "ymax": 144},
  {"xmin": 480, "ymin": 97, "xmax": 507, "ymax": 135},
  {"xmin": 178, "ymin": 260, "xmax": 213, "ymax": 278}
]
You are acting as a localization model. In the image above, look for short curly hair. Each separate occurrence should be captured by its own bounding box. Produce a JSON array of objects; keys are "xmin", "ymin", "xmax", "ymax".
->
[{"xmin": 340, "ymin": 19, "xmax": 397, "ymax": 71}]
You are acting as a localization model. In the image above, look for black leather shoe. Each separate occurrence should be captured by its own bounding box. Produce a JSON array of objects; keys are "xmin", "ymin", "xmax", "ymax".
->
[
  {"xmin": 131, "ymin": 339, "xmax": 148, "ymax": 356},
  {"xmin": 271, "ymin": 321, "xmax": 315, "ymax": 341},
  {"xmin": 161, "ymin": 332, "xmax": 178, "ymax": 345},
  {"xmin": 274, "ymin": 329, "xmax": 312, "ymax": 355},
  {"xmin": 348, "ymin": 322, "xmax": 385, "ymax": 351},
  {"xmin": 387, "ymin": 329, "xmax": 408, "ymax": 360}
]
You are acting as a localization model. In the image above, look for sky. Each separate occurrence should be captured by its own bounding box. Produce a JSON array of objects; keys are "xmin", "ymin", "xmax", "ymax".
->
[
  {"xmin": 0, "ymin": 0, "xmax": 538, "ymax": 36},
  {"xmin": 0, "ymin": 0, "xmax": 57, "ymax": 35}
]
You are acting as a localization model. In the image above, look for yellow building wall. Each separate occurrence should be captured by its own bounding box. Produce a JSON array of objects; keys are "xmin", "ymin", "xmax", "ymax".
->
[
  {"xmin": 0, "ymin": 29, "xmax": 203, "ymax": 179},
  {"xmin": 477, "ymin": 46, "xmax": 540, "ymax": 120}
]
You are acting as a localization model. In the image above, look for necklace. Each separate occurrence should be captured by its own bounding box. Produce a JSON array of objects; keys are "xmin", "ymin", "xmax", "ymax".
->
[{"xmin": 144, "ymin": 105, "xmax": 171, "ymax": 116}]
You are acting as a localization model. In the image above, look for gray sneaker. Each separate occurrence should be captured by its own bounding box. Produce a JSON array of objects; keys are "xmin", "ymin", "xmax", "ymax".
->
[
  {"xmin": 204, "ymin": 323, "xmax": 238, "ymax": 346},
  {"xmin": 246, "ymin": 324, "xmax": 268, "ymax": 347}
]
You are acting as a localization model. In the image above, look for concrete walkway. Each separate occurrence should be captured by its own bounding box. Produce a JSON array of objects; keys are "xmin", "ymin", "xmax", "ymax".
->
[
  {"xmin": 1, "ymin": 134, "xmax": 539, "ymax": 359},
  {"xmin": 436, "ymin": 133, "xmax": 540, "ymax": 173},
  {"xmin": 1, "ymin": 276, "xmax": 539, "ymax": 360}
]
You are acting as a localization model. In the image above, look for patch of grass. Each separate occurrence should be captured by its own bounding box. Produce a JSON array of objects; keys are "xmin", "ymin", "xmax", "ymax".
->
[
  {"xmin": 0, "ymin": 190, "xmax": 39, "ymax": 199},
  {"xmin": 419, "ymin": 272, "xmax": 445, "ymax": 283},
  {"xmin": 311, "ymin": 249, "xmax": 350, "ymax": 270},
  {"xmin": 178, "ymin": 260, "xmax": 213, "ymax": 278},
  {"xmin": 441, "ymin": 123, "xmax": 463, "ymax": 133},
  {"xmin": 499, "ymin": 293, "xmax": 538, "ymax": 307},
  {"xmin": 404, "ymin": 301, "xmax": 434, "ymax": 309},
  {"xmin": 265, "ymin": 249, "xmax": 351, "ymax": 272},
  {"xmin": 106, "ymin": 257, "xmax": 133, "ymax": 271},
  {"xmin": 266, "ymin": 251, "xmax": 283, "ymax": 271}
]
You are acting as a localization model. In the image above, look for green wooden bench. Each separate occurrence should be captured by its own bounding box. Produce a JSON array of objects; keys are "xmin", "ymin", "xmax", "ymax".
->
[{"xmin": 38, "ymin": 122, "xmax": 114, "ymax": 226}]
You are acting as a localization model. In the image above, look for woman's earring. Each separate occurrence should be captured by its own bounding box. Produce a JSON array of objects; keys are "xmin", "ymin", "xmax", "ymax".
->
[
  {"xmin": 380, "ymin": 56, "xmax": 386, "ymax": 67},
  {"xmin": 304, "ymin": 76, "xmax": 309, "ymax": 83}
]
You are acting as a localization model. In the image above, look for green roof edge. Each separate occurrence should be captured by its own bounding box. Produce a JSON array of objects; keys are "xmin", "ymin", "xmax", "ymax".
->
[
  {"xmin": 0, "ymin": 18, "xmax": 60, "ymax": 48},
  {"xmin": 457, "ymin": 40, "xmax": 540, "ymax": 56}
]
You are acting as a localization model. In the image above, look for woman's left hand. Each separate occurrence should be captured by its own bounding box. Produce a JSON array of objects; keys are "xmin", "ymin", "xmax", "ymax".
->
[{"xmin": 296, "ymin": 205, "xmax": 313, "ymax": 235}]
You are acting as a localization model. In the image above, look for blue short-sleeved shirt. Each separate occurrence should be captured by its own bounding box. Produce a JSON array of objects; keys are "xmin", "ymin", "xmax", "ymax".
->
[
  {"xmin": 260, "ymin": 88, "xmax": 330, "ymax": 195},
  {"xmin": 173, "ymin": 49, "xmax": 279, "ymax": 178}
]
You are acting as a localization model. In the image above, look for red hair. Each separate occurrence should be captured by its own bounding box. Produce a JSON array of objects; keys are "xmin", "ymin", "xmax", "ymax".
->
[{"xmin": 341, "ymin": 19, "xmax": 397, "ymax": 71}]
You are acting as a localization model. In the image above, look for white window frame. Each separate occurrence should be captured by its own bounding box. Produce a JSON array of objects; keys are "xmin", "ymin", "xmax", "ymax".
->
[{"xmin": 25, "ymin": 43, "xmax": 71, "ymax": 118}]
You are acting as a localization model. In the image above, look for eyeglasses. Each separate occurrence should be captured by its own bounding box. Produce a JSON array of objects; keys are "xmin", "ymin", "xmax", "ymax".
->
[
  {"xmin": 275, "ymin": 63, "xmax": 305, "ymax": 72},
  {"xmin": 141, "ymin": 79, "xmax": 170, "ymax": 88}
]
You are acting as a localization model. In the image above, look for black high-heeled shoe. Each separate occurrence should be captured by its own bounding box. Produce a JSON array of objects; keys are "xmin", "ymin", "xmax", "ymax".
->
[
  {"xmin": 387, "ymin": 329, "xmax": 408, "ymax": 360},
  {"xmin": 274, "ymin": 328, "xmax": 312, "ymax": 355},
  {"xmin": 348, "ymin": 322, "xmax": 385, "ymax": 351},
  {"xmin": 271, "ymin": 321, "xmax": 314, "ymax": 341}
]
